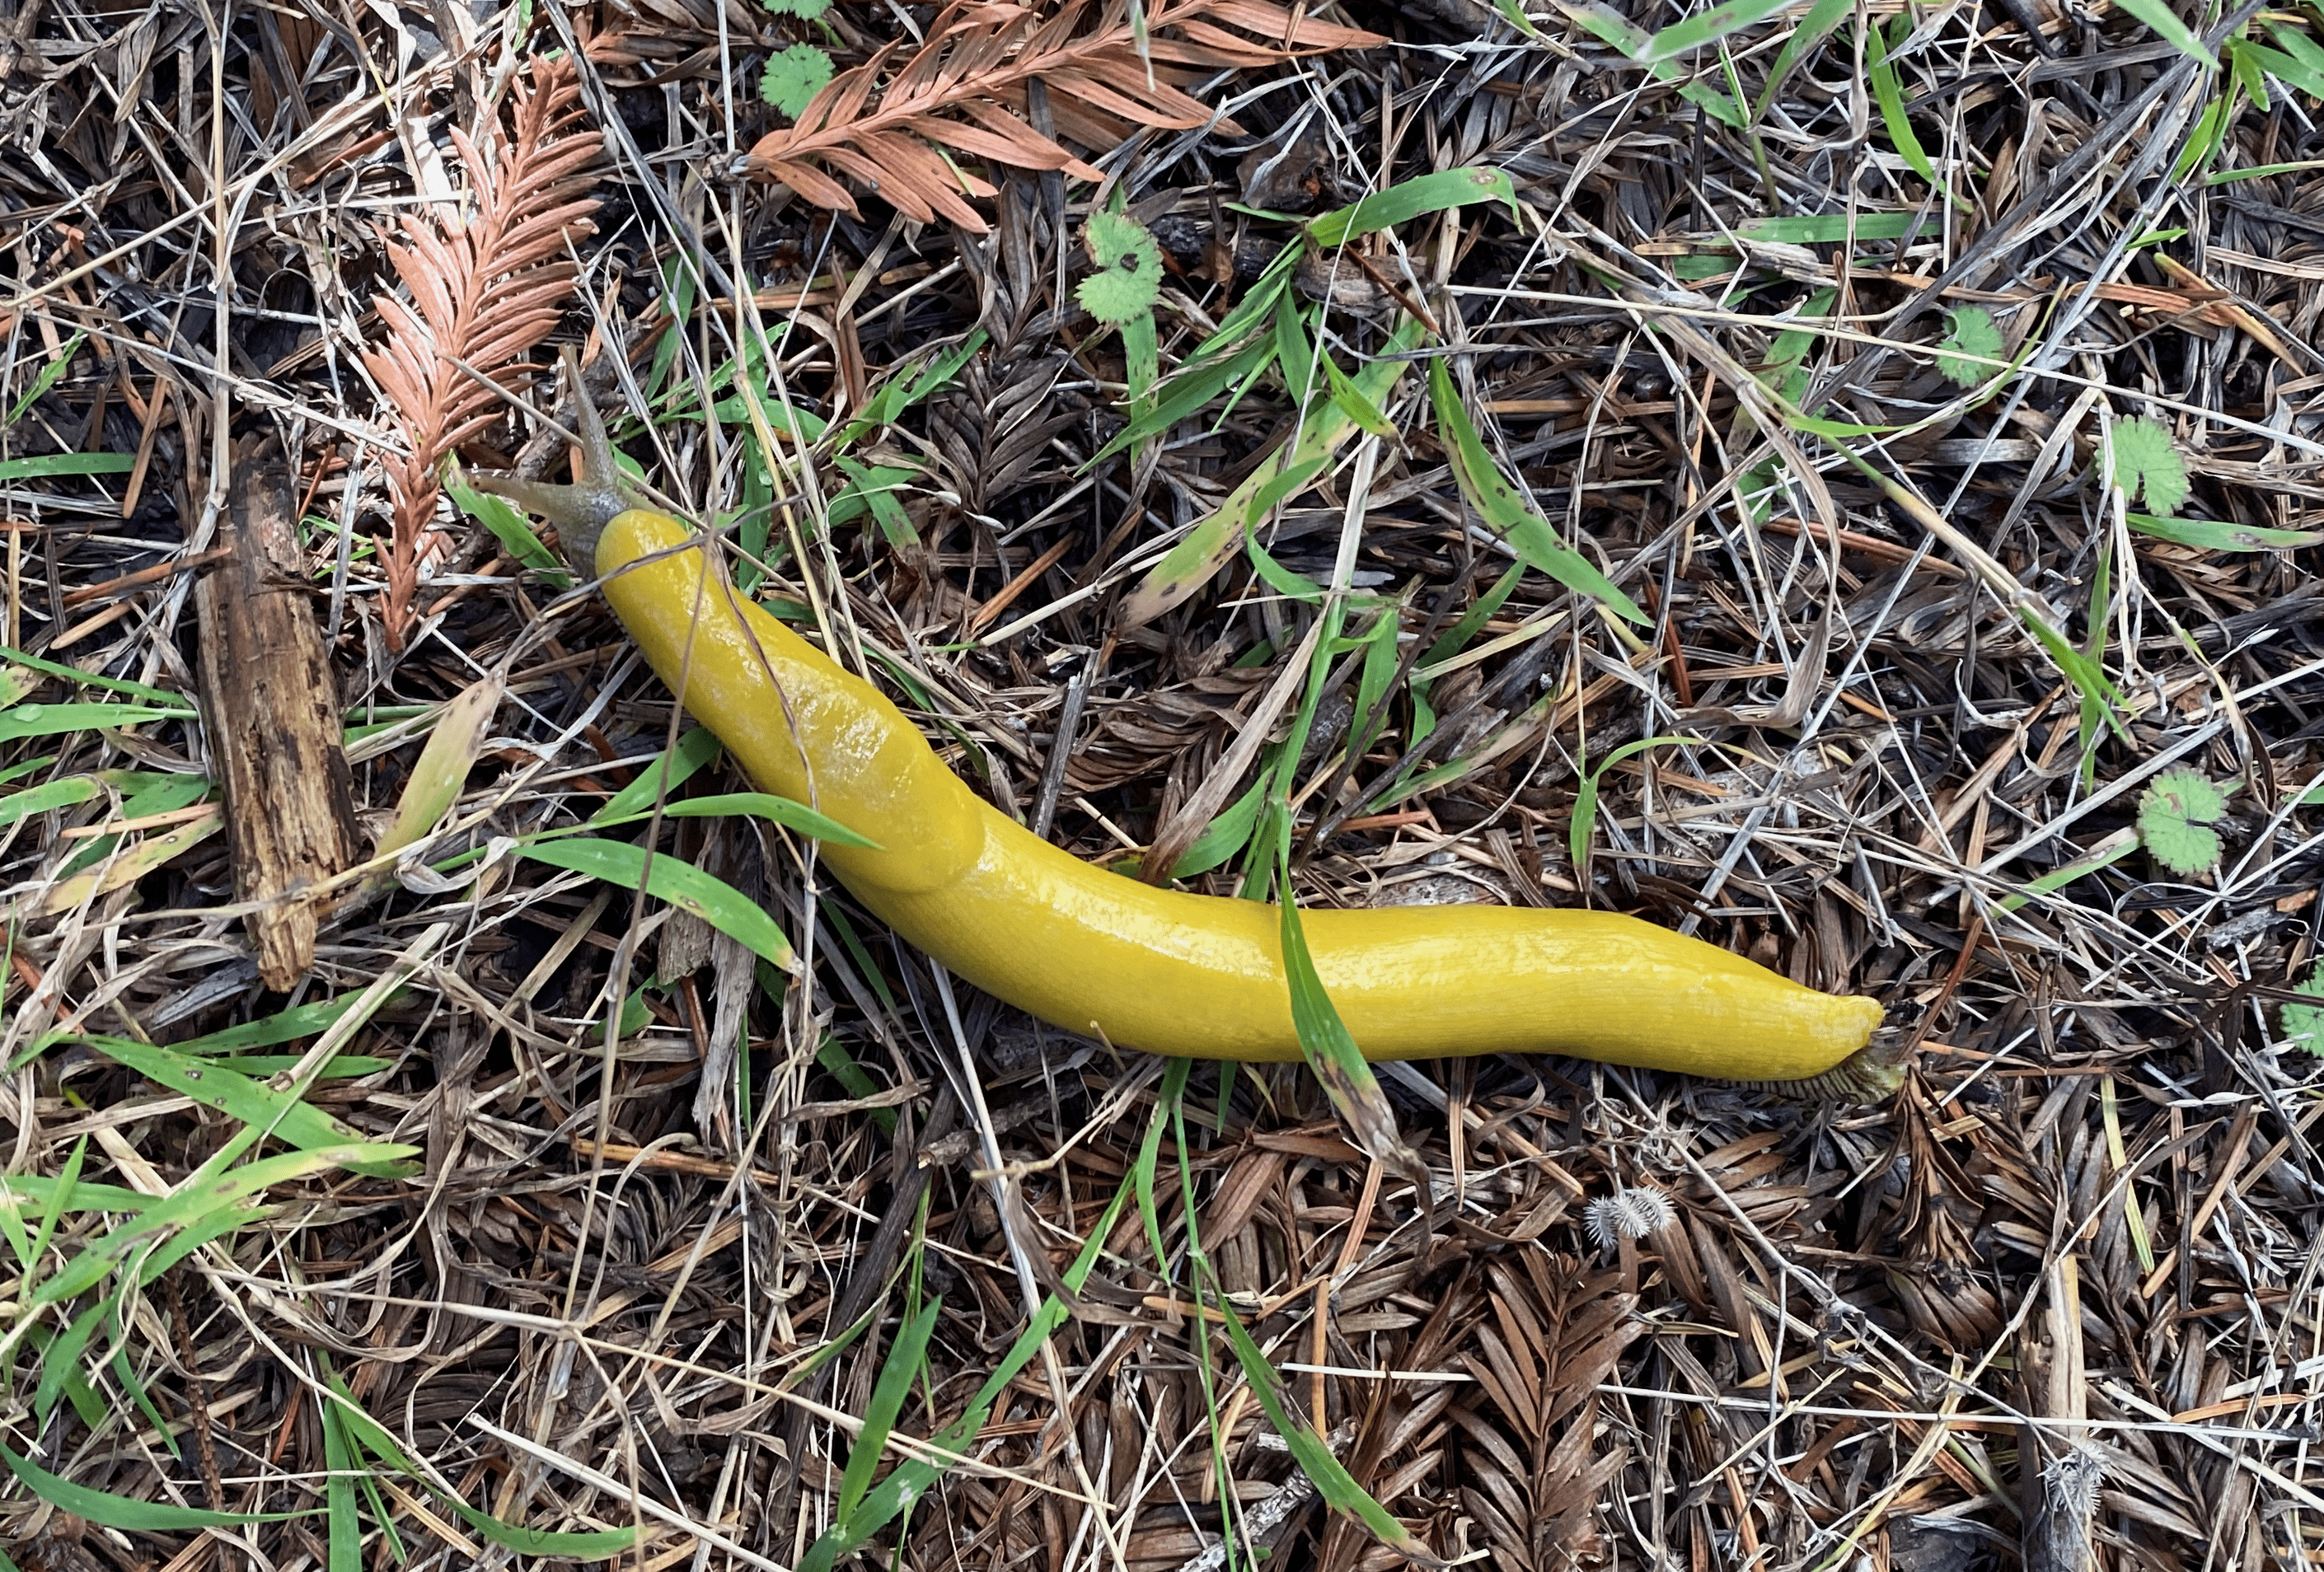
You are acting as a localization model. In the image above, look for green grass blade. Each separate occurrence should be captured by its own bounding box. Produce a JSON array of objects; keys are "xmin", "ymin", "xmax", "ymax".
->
[
  {"xmin": 321, "ymin": 1400, "xmax": 363, "ymax": 1572},
  {"xmin": 1247, "ymin": 528, "xmax": 1327, "ymax": 606},
  {"xmin": 1277, "ymin": 875, "xmax": 1409, "ymax": 1171},
  {"xmin": 1121, "ymin": 320, "xmax": 1425, "ymax": 628},
  {"xmin": 646, "ymin": 255, "xmax": 698, "ymax": 400},
  {"xmin": 0, "ymin": 774, "xmax": 101, "ymax": 831},
  {"xmin": 1211, "ymin": 1295, "xmax": 1442, "ymax": 1564},
  {"xmin": 30, "ymin": 1145, "xmax": 412, "ymax": 1311},
  {"xmin": 0, "ymin": 1172, "xmax": 32, "ymax": 1271},
  {"xmin": 0, "ymin": 699, "xmax": 196, "ymax": 742},
  {"xmin": 169, "ymin": 987, "xmax": 402, "ymax": 1055},
  {"xmin": 23, "ymin": 1137, "xmax": 80, "ymax": 1262},
  {"xmin": 1136, "ymin": 1056, "xmax": 1192, "ymax": 1278},
  {"xmin": 1569, "ymin": 737, "xmax": 1699, "ymax": 882},
  {"xmin": 34, "ymin": 1294, "xmax": 110, "ymax": 1425},
  {"xmin": 1999, "ymin": 828, "xmax": 2141, "ymax": 912},
  {"xmin": 2172, "ymin": 89, "xmax": 2233, "ymax": 182},
  {"xmin": 1737, "ymin": 212, "xmax": 1922, "ymax": 244},
  {"xmin": 2125, "ymin": 512, "xmax": 2322, "ymax": 550},
  {"xmin": 1752, "ymin": 0, "xmax": 1852, "ymax": 119},
  {"xmin": 84, "ymin": 1040, "xmax": 416, "ymax": 1179},
  {"xmin": 1122, "ymin": 308, "xmax": 1160, "ymax": 419},
  {"xmin": 797, "ymin": 1177, "xmax": 1136, "ymax": 1572},
  {"xmin": 1178, "ymin": 263, "xmax": 1300, "ymax": 374},
  {"xmin": 518, "ymin": 837, "xmax": 796, "ymax": 974},
  {"xmin": 1866, "ymin": 18, "xmax": 1966, "ymax": 208},
  {"xmin": 1429, "ymin": 358, "xmax": 1645, "ymax": 621},
  {"xmin": 1567, "ymin": 1, "xmax": 1743, "ymax": 119},
  {"xmin": 0, "ymin": 1175, "xmax": 151, "ymax": 1213},
  {"xmin": 324, "ymin": 1371, "xmax": 640, "ymax": 1556},
  {"xmin": 814, "ymin": 1034, "xmax": 897, "ymax": 1134},
  {"xmin": 1642, "ymin": 0, "xmax": 1795, "ymax": 63},
  {"xmin": 2018, "ymin": 608, "xmax": 2130, "ymax": 742},
  {"xmin": 596, "ymin": 790, "xmax": 879, "ymax": 849},
  {"xmin": 1421, "ymin": 561, "xmax": 1526, "ymax": 670},
  {"xmin": 1167, "ymin": 778, "xmax": 1269, "ymax": 879},
  {"xmin": 0, "ymin": 646, "xmax": 184, "ymax": 706},
  {"xmin": 7, "ymin": 333, "xmax": 87, "ymax": 424},
  {"xmin": 1, "ymin": 1443, "xmax": 293, "ymax": 1528},
  {"xmin": 2113, "ymin": 0, "xmax": 2217, "ymax": 66},
  {"xmin": 1307, "ymin": 167, "xmax": 1519, "ymax": 248},
  {"xmin": 448, "ymin": 1502, "xmax": 641, "ymax": 1557},
  {"xmin": 832, "ymin": 1294, "xmax": 944, "ymax": 1525},
  {"xmin": 828, "ymin": 457, "xmax": 921, "ymax": 545},
  {"xmin": 588, "ymin": 727, "xmax": 724, "ymax": 824},
  {"xmin": 1324, "ymin": 353, "xmax": 1399, "ymax": 437},
  {"xmin": 1272, "ymin": 291, "xmax": 1322, "ymax": 405},
  {"xmin": 0, "ymin": 453, "xmax": 136, "ymax": 483},
  {"xmin": 445, "ymin": 475, "xmax": 569, "ymax": 586},
  {"xmin": 2256, "ymin": 22, "xmax": 2324, "ymax": 102},
  {"xmin": 1094, "ymin": 333, "xmax": 1277, "ymax": 464},
  {"xmin": 841, "ymin": 330, "xmax": 987, "ymax": 448}
]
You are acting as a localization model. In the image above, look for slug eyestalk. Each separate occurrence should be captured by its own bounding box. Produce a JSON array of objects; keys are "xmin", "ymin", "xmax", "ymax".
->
[{"xmin": 468, "ymin": 346, "xmax": 638, "ymax": 571}]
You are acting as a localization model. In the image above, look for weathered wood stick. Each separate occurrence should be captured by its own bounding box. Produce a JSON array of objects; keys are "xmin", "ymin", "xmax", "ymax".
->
[{"xmin": 194, "ymin": 436, "xmax": 356, "ymax": 990}]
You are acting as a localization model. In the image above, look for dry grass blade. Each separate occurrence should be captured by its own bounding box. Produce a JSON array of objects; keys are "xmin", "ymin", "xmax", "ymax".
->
[
  {"xmin": 746, "ymin": 0, "xmax": 1382, "ymax": 230},
  {"xmin": 360, "ymin": 54, "xmax": 602, "ymax": 648}
]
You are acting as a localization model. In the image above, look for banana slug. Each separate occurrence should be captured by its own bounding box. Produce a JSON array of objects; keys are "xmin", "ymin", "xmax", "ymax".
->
[{"xmin": 482, "ymin": 391, "xmax": 1883, "ymax": 1078}]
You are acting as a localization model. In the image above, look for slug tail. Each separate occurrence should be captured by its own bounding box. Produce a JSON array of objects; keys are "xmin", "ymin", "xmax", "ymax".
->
[
  {"xmin": 1734, "ymin": 1026, "xmax": 1912, "ymax": 1102},
  {"xmin": 470, "ymin": 346, "xmax": 636, "ymax": 569}
]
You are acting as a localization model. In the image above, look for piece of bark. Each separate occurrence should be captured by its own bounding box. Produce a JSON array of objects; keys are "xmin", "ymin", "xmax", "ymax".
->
[
  {"xmin": 194, "ymin": 437, "xmax": 357, "ymax": 990},
  {"xmin": 2017, "ymin": 1252, "xmax": 2100, "ymax": 1572}
]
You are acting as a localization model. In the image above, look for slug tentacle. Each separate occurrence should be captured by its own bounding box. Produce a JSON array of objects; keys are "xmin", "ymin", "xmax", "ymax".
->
[{"xmin": 469, "ymin": 348, "xmax": 638, "ymax": 569}]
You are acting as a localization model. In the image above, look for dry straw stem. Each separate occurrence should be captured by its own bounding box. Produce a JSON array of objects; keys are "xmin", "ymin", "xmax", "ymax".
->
[
  {"xmin": 744, "ymin": 0, "xmax": 1382, "ymax": 230},
  {"xmin": 362, "ymin": 54, "xmax": 602, "ymax": 648}
]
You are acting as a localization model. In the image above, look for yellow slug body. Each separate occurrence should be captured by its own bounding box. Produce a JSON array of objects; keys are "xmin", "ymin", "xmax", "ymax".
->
[{"xmin": 598, "ymin": 509, "xmax": 1883, "ymax": 1076}]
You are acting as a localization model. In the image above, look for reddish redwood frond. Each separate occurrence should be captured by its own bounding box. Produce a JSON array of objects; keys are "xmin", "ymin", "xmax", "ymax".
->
[
  {"xmin": 359, "ymin": 54, "xmax": 603, "ymax": 651},
  {"xmin": 745, "ymin": 0, "xmax": 1384, "ymax": 232}
]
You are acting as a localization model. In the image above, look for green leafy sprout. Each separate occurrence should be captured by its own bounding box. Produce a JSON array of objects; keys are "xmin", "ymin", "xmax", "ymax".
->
[
  {"xmin": 761, "ymin": 43, "xmax": 833, "ymax": 119},
  {"xmin": 1076, "ymin": 209, "xmax": 1164, "ymax": 324},
  {"xmin": 2137, "ymin": 768, "xmax": 2227, "ymax": 874},
  {"xmin": 1934, "ymin": 305, "xmax": 2002, "ymax": 385},
  {"xmin": 2282, "ymin": 966, "xmax": 2324, "ymax": 1055},
  {"xmin": 2108, "ymin": 415, "xmax": 2191, "ymax": 517}
]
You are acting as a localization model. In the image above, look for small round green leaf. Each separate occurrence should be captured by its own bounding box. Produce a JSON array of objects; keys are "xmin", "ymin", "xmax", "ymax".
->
[
  {"xmin": 1934, "ymin": 305, "xmax": 2003, "ymax": 385},
  {"xmin": 2109, "ymin": 415, "xmax": 2191, "ymax": 517},
  {"xmin": 2138, "ymin": 768, "xmax": 2227, "ymax": 874},
  {"xmin": 1076, "ymin": 210, "xmax": 1163, "ymax": 325},
  {"xmin": 761, "ymin": 44, "xmax": 833, "ymax": 119},
  {"xmin": 2283, "ymin": 967, "xmax": 2324, "ymax": 1054}
]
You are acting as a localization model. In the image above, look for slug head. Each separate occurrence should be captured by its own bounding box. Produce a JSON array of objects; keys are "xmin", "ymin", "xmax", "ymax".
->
[{"xmin": 468, "ymin": 346, "xmax": 638, "ymax": 571}]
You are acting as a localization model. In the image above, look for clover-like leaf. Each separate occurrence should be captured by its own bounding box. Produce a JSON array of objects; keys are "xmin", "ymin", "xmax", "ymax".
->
[
  {"xmin": 2109, "ymin": 415, "xmax": 2191, "ymax": 517},
  {"xmin": 2284, "ymin": 967, "xmax": 2324, "ymax": 1055},
  {"xmin": 2138, "ymin": 767, "xmax": 2227, "ymax": 874},
  {"xmin": 761, "ymin": 44, "xmax": 833, "ymax": 119},
  {"xmin": 1935, "ymin": 305, "xmax": 2003, "ymax": 385},
  {"xmin": 1076, "ymin": 210, "xmax": 1164, "ymax": 325}
]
